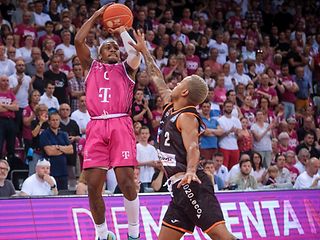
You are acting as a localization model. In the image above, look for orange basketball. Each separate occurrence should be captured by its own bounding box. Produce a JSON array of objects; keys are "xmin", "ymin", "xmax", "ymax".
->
[{"xmin": 102, "ymin": 3, "xmax": 133, "ymax": 30}]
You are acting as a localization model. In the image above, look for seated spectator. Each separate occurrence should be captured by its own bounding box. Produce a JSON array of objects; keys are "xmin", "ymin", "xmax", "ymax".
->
[
  {"xmin": 277, "ymin": 132, "xmax": 291, "ymax": 155},
  {"xmin": 203, "ymin": 160, "xmax": 224, "ymax": 190},
  {"xmin": 20, "ymin": 158, "xmax": 58, "ymax": 196},
  {"xmin": 213, "ymin": 152, "xmax": 228, "ymax": 186},
  {"xmin": 0, "ymin": 159, "xmax": 15, "ymax": 197},
  {"xmin": 132, "ymin": 89, "xmax": 153, "ymax": 129},
  {"xmin": 233, "ymin": 61, "xmax": 252, "ymax": 86},
  {"xmin": 296, "ymin": 131, "xmax": 320, "ymax": 158},
  {"xmin": 114, "ymin": 167, "xmax": 145, "ymax": 194},
  {"xmin": 39, "ymin": 111, "xmax": 73, "ymax": 190},
  {"xmin": 76, "ymin": 171, "xmax": 88, "ymax": 195},
  {"xmin": 274, "ymin": 153, "xmax": 293, "ymax": 188},
  {"xmin": 294, "ymin": 157, "xmax": 320, "ymax": 189},
  {"xmin": 294, "ymin": 148, "xmax": 310, "ymax": 174},
  {"xmin": 136, "ymin": 126, "xmax": 159, "ymax": 188},
  {"xmin": 229, "ymin": 154, "xmax": 258, "ymax": 190},
  {"xmin": 251, "ymin": 151, "xmax": 266, "ymax": 185},
  {"xmin": 265, "ymin": 165, "xmax": 278, "ymax": 186},
  {"xmin": 151, "ymin": 164, "xmax": 168, "ymax": 193},
  {"xmin": 284, "ymin": 151, "xmax": 299, "ymax": 183}
]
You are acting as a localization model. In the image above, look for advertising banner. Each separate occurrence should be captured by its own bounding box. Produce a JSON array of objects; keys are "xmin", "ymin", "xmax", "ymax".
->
[{"xmin": 0, "ymin": 190, "xmax": 319, "ymax": 239}]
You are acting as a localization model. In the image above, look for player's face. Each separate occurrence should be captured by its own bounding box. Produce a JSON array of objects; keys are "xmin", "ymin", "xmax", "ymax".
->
[
  {"xmin": 171, "ymin": 78, "xmax": 189, "ymax": 101},
  {"xmin": 100, "ymin": 41, "xmax": 120, "ymax": 64}
]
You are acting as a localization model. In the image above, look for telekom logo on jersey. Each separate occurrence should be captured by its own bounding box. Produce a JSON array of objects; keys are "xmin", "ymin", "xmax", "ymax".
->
[{"xmin": 98, "ymin": 72, "xmax": 111, "ymax": 102}]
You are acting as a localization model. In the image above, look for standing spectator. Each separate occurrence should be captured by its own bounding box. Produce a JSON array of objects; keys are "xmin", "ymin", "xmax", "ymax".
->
[
  {"xmin": 20, "ymin": 158, "xmax": 58, "ymax": 196},
  {"xmin": 55, "ymin": 16, "xmax": 76, "ymax": 44},
  {"xmin": 294, "ymin": 157, "xmax": 320, "ymax": 189},
  {"xmin": 218, "ymin": 100, "xmax": 242, "ymax": 169},
  {"xmin": 223, "ymin": 63, "xmax": 236, "ymax": 91},
  {"xmin": 70, "ymin": 94, "xmax": 90, "ymax": 137},
  {"xmin": 40, "ymin": 111, "xmax": 73, "ymax": 190},
  {"xmin": 229, "ymin": 155, "xmax": 258, "ymax": 190},
  {"xmin": 0, "ymin": 159, "xmax": 15, "ymax": 197},
  {"xmin": 294, "ymin": 66, "xmax": 310, "ymax": 113},
  {"xmin": 278, "ymin": 64, "xmax": 299, "ymax": 119},
  {"xmin": 9, "ymin": 58, "xmax": 32, "ymax": 138},
  {"xmin": 211, "ymin": 32, "xmax": 228, "ymax": 65},
  {"xmin": 0, "ymin": 44, "xmax": 15, "ymax": 76},
  {"xmin": 55, "ymin": 30, "xmax": 76, "ymax": 67},
  {"xmin": 212, "ymin": 74, "xmax": 227, "ymax": 105},
  {"xmin": 171, "ymin": 23, "xmax": 189, "ymax": 46},
  {"xmin": 132, "ymin": 9, "xmax": 152, "ymax": 32},
  {"xmin": 226, "ymin": 48, "xmax": 238, "ymax": 75},
  {"xmin": 13, "ymin": 11, "xmax": 37, "ymax": 48},
  {"xmin": 44, "ymin": 55, "xmax": 69, "ymax": 104},
  {"xmin": 153, "ymin": 46, "xmax": 168, "ymax": 69},
  {"xmin": 297, "ymin": 116, "xmax": 317, "ymax": 142},
  {"xmin": 38, "ymin": 21, "xmax": 61, "ymax": 48},
  {"xmin": 39, "ymin": 81, "xmax": 59, "ymax": 110},
  {"xmin": 132, "ymin": 89, "xmax": 153, "ymax": 129},
  {"xmin": 25, "ymin": 47, "xmax": 42, "ymax": 77},
  {"xmin": 0, "ymin": 76, "xmax": 19, "ymax": 159},
  {"xmin": 199, "ymin": 100, "xmax": 223, "ymax": 160},
  {"xmin": 151, "ymin": 96, "xmax": 163, "ymax": 142},
  {"xmin": 69, "ymin": 64, "xmax": 85, "ymax": 112},
  {"xmin": 33, "ymin": 0, "xmax": 52, "ymax": 35},
  {"xmin": 185, "ymin": 43, "xmax": 200, "ymax": 76},
  {"xmin": 41, "ymin": 39, "xmax": 55, "ymax": 65},
  {"xmin": 240, "ymin": 95, "xmax": 256, "ymax": 127},
  {"xmin": 16, "ymin": 35, "xmax": 34, "ymax": 64},
  {"xmin": 251, "ymin": 110, "xmax": 274, "ymax": 168},
  {"xmin": 277, "ymin": 132, "xmax": 291, "ymax": 155},
  {"xmin": 233, "ymin": 61, "xmax": 252, "ymax": 86},
  {"xmin": 203, "ymin": 48, "xmax": 222, "ymax": 78},
  {"xmin": 296, "ymin": 132, "xmax": 319, "ymax": 158},
  {"xmin": 31, "ymin": 58, "xmax": 46, "ymax": 95},
  {"xmin": 11, "ymin": 0, "xmax": 35, "ymax": 27},
  {"xmin": 195, "ymin": 35, "xmax": 209, "ymax": 66},
  {"xmin": 136, "ymin": 126, "xmax": 159, "ymax": 188},
  {"xmin": 30, "ymin": 104, "xmax": 49, "ymax": 175},
  {"xmin": 256, "ymin": 74, "xmax": 279, "ymax": 107},
  {"xmin": 22, "ymin": 90, "xmax": 40, "ymax": 154},
  {"xmin": 274, "ymin": 153, "xmax": 293, "ymax": 188},
  {"xmin": 237, "ymin": 117, "xmax": 253, "ymax": 153},
  {"xmin": 59, "ymin": 103, "xmax": 80, "ymax": 190}
]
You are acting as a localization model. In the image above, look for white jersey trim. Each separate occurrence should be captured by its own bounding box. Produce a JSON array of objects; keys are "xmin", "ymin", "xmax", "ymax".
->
[
  {"xmin": 122, "ymin": 61, "xmax": 135, "ymax": 84},
  {"xmin": 84, "ymin": 59, "xmax": 95, "ymax": 83}
]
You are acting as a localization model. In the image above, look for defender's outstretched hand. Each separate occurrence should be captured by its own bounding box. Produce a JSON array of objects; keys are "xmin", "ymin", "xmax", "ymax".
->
[{"xmin": 128, "ymin": 29, "xmax": 147, "ymax": 53}]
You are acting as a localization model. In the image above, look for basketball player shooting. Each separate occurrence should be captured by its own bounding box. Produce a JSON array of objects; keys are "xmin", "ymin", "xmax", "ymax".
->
[
  {"xmin": 75, "ymin": 4, "xmax": 140, "ymax": 240},
  {"xmin": 129, "ymin": 30, "xmax": 237, "ymax": 240}
]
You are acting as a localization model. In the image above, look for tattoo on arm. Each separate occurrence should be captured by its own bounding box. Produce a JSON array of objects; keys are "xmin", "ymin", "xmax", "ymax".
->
[{"xmin": 142, "ymin": 50, "xmax": 171, "ymax": 103}]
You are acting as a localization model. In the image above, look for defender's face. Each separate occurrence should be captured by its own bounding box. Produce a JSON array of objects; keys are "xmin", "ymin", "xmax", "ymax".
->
[
  {"xmin": 100, "ymin": 42, "xmax": 120, "ymax": 64},
  {"xmin": 171, "ymin": 78, "xmax": 189, "ymax": 101}
]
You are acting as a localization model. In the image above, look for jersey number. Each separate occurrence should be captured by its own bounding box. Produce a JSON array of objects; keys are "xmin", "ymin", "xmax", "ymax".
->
[{"xmin": 164, "ymin": 132, "xmax": 170, "ymax": 146}]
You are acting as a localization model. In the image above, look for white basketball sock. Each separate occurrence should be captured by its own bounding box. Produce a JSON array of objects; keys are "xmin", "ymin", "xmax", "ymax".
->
[
  {"xmin": 124, "ymin": 196, "xmax": 140, "ymax": 238},
  {"xmin": 95, "ymin": 221, "xmax": 108, "ymax": 238}
]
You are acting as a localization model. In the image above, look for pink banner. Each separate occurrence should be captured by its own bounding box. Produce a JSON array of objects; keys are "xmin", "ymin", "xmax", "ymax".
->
[{"xmin": 0, "ymin": 190, "xmax": 319, "ymax": 239}]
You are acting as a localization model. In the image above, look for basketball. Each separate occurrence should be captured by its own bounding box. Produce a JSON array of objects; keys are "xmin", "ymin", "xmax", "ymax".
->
[{"xmin": 102, "ymin": 3, "xmax": 133, "ymax": 30}]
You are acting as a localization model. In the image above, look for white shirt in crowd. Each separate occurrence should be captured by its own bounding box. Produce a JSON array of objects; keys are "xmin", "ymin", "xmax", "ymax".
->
[
  {"xmin": 33, "ymin": 12, "xmax": 51, "ymax": 27},
  {"xmin": 21, "ymin": 174, "xmax": 57, "ymax": 196},
  {"xmin": 293, "ymin": 172, "xmax": 320, "ymax": 189},
  {"xmin": 250, "ymin": 123, "xmax": 272, "ymax": 151},
  {"xmin": 211, "ymin": 42, "xmax": 228, "ymax": 64},
  {"xmin": 39, "ymin": 93, "xmax": 60, "ymax": 110},
  {"xmin": 218, "ymin": 115, "xmax": 241, "ymax": 150},
  {"xmin": 16, "ymin": 47, "xmax": 32, "ymax": 64},
  {"xmin": 216, "ymin": 165, "xmax": 229, "ymax": 185},
  {"xmin": 9, "ymin": 73, "xmax": 31, "ymax": 108},
  {"xmin": 227, "ymin": 60, "xmax": 236, "ymax": 75},
  {"xmin": 136, "ymin": 143, "xmax": 159, "ymax": 184},
  {"xmin": 71, "ymin": 110, "xmax": 90, "ymax": 135},
  {"xmin": 0, "ymin": 58, "xmax": 15, "ymax": 76},
  {"xmin": 294, "ymin": 161, "xmax": 306, "ymax": 174},
  {"xmin": 55, "ymin": 43, "xmax": 76, "ymax": 67},
  {"xmin": 233, "ymin": 72, "xmax": 251, "ymax": 86}
]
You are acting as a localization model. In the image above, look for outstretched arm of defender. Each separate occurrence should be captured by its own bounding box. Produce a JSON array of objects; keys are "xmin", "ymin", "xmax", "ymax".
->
[
  {"xmin": 75, "ymin": 4, "xmax": 112, "ymax": 70},
  {"xmin": 129, "ymin": 30, "xmax": 171, "ymax": 105}
]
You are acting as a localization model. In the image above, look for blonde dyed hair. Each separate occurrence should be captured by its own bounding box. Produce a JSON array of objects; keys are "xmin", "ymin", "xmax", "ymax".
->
[{"xmin": 187, "ymin": 75, "xmax": 209, "ymax": 106}]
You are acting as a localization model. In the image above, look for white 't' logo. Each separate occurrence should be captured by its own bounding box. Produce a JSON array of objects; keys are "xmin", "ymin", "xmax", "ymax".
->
[
  {"xmin": 122, "ymin": 151, "xmax": 130, "ymax": 159},
  {"xmin": 98, "ymin": 87, "xmax": 111, "ymax": 103}
]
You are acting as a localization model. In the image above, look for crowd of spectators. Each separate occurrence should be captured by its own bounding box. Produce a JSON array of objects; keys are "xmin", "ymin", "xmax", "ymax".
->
[{"xmin": 1, "ymin": 0, "xmax": 320, "ymax": 197}]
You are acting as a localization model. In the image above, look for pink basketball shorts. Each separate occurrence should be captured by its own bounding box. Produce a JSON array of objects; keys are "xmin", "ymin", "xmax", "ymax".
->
[{"xmin": 83, "ymin": 116, "xmax": 137, "ymax": 169}]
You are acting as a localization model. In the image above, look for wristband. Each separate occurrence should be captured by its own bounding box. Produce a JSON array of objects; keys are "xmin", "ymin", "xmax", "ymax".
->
[{"xmin": 50, "ymin": 184, "xmax": 56, "ymax": 190}]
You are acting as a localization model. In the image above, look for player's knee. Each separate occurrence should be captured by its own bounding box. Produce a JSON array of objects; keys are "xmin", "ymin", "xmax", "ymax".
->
[{"xmin": 119, "ymin": 181, "xmax": 137, "ymax": 200}]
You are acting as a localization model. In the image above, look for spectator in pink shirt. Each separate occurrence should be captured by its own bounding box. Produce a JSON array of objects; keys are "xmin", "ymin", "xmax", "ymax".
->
[{"xmin": 185, "ymin": 43, "xmax": 200, "ymax": 75}]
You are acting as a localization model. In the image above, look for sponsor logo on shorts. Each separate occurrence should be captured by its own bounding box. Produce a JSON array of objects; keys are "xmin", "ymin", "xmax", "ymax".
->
[
  {"xmin": 121, "ymin": 151, "xmax": 130, "ymax": 159},
  {"xmin": 171, "ymin": 219, "xmax": 180, "ymax": 224},
  {"xmin": 183, "ymin": 184, "xmax": 202, "ymax": 219},
  {"xmin": 157, "ymin": 150, "xmax": 176, "ymax": 166}
]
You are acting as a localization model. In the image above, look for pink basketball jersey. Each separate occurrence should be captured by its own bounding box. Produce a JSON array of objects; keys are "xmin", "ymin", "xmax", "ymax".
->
[{"xmin": 85, "ymin": 60, "xmax": 135, "ymax": 117}]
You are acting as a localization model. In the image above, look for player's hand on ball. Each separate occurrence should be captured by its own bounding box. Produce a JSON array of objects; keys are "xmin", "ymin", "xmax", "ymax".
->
[
  {"xmin": 93, "ymin": 2, "xmax": 114, "ymax": 19},
  {"xmin": 177, "ymin": 172, "xmax": 201, "ymax": 188}
]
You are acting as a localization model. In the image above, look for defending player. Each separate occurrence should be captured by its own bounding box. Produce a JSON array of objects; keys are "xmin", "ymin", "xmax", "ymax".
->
[
  {"xmin": 75, "ymin": 4, "xmax": 141, "ymax": 240},
  {"xmin": 129, "ymin": 30, "xmax": 237, "ymax": 240}
]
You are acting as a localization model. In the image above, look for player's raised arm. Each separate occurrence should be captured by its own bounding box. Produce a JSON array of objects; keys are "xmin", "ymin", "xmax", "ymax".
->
[
  {"xmin": 75, "ymin": 4, "xmax": 111, "ymax": 70},
  {"xmin": 130, "ymin": 30, "xmax": 172, "ymax": 105}
]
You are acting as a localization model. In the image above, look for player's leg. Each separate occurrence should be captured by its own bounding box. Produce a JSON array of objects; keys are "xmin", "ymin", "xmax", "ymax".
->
[
  {"xmin": 158, "ymin": 225, "xmax": 184, "ymax": 240},
  {"xmin": 114, "ymin": 167, "xmax": 140, "ymax": 239},
  {"xmin": 85, "ymin": 168, "xmax": 112, "ymax": 239},
  {"xmin": 206, "ymin": 223, "xmax": 237, "ymax": 240}
]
